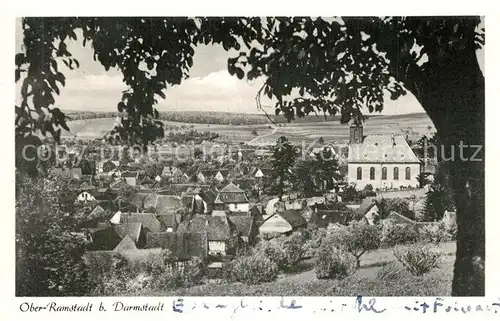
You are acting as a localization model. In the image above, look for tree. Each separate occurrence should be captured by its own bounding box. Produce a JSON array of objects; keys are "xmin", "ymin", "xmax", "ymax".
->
[
  {"xmin": 416, "ymin": 172, "xmax": 432, "ymax": 187},
  {"xmin": 331, "ymin": 221, "xmax": 381, "ymax": 268},
  {"xmin": 423, "ymin": 166, "xmax": 455, "ymax": 222},
  {"xmin": 270, "ymin": 136, "xmax": 297, "ymax": 200},
  {"xmin": 312, "ymin": 148, "xmax": 342, "ymax": 193},
  {"xmin": 15, "ymin": 16, "xmax": 485, "ymax": 295},
  {"xmin": 292, "ymin": 159, "xmax": 317, "ymax": 197},
  {"xmin": 16, "ymin": 173, "xmax": 90, "ymax": 296}
]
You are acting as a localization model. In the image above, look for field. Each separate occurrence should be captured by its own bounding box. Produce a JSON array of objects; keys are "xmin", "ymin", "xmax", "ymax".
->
[
  {"xmin": 125, "ymin": 242, "xmax": 456, "ymax": 297},
  {"xmin": 62, "ymin": 112, "xmax": 435, "ymax": 145}
]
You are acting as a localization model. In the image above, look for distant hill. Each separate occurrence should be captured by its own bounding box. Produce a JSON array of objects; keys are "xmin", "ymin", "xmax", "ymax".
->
[{"xmin": 62, "ymin": 109, "xmax": 429, "ymax": 126}]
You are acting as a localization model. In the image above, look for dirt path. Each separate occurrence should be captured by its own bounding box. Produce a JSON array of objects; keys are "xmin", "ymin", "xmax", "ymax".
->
[{"xmin": 246, "ymin": 126, "xmax": 278, "ymax": 145}]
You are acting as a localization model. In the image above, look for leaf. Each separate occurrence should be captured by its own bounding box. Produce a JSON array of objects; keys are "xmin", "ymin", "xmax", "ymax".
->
[
  {"xmin": 15, "ymin": 53, "xmax": 26, "ymax": 66},
  {"xmin": 55, "ymin": 72, "xmax": 66, "ymax": 86},
  {"xmin": 73, "ymin": 59, "xmax": 80, "ymax": 68},
  {"xmin": 59, "ymin": 41, "xmax": 68, "ymax": 55},
  {"xmin": 156, "ymin": 89, "xmax": 166, "ymax": 99},
  {"xmin": 235, "ymin": 68, "xmax": 244, "ymax": 80},
  {"xmin": 15, "ymin": 69, "xmax": 21, "ymax": 82}
]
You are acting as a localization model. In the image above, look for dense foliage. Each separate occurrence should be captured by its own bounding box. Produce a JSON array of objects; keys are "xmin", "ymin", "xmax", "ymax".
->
[
  {"xmin": 270, "ymin": 136, "xmax": 297, "ymax": 200},
  {"xmin": 393, "ymin": 243, "xmax": 441, "ymax": 276},
  {"xmin": 315, "ymin": 244, "xmax": 356, "ymax": 280},
  {"xmin": 230, "ymin": 252, "xmax": 278, "ymax": 285},
  {"xmin": 330, "ymin": 221, "xmax": 381, "ymax": 268},
  {"xmin": 16, "ymin": 173, "xmax": 89, "ymax": 296}
]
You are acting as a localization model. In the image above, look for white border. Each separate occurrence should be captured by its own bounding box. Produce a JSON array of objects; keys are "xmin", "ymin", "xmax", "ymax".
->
[{"xmin": 1, "ymin": 1, "xmax": 499, "ymax": 320}]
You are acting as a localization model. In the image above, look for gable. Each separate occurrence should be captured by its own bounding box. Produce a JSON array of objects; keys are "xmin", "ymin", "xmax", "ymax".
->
[
  {"xmin": 348, "ymin": 134, "xmax": 420, "ymax": 163},
  {"xmin": 259, "ymin": 214, "xmax": 293, "ymax": 234}
]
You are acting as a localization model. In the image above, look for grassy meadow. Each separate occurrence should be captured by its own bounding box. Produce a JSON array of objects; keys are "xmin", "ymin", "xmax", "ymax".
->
[{"xmin": 118, "ymin": 242, "xmax": 455, "ymax": 297}]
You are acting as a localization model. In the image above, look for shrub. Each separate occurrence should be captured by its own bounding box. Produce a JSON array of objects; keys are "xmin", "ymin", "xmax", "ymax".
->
[
  {"xmin": 329, "ymin": 222, "xmax": 381, "ymax": 268},
  {"xmin": 253, "ymin": 239, "xmax": 287, "ymax": 269},
  {"xmin": 376, "ymin": 263, "xmax": 404, "ymax": 281},
  {"xmin": 303, "ymin": 228, "xmax": 327, "ymax": 257},
  {"xmin": 230, "ymin": 252, "xmax": 278, "ymax": 285},
  {"xmin": 393, "ymin": 243, "xmax": 441, "ymax": 276},
  {"xmin": 279, "ymin": 232, "xmax": 305, "ymax": 269},
  {"xmin": 417, "ymin": 222, "xmax": 453, "ymax": 244},
  {"xmin": 315, "ymin": 244, "xmax": 356, "ymax": 280},
  {"xmin": 364, "ymin": 184, "xmax": 374, "ymax": 192},
  {"xmin": 381, "ymin": 221, "xmax": 419, "ymax": 246},
  {"xmin": 181, "ymin": 257, "xmax": 206, "ymax": 287}
]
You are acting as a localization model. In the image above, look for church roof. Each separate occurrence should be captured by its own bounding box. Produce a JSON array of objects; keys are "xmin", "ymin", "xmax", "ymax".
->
[{"xmin": 348, "ymin": 134, "xmax": 420, "ymax": 163}]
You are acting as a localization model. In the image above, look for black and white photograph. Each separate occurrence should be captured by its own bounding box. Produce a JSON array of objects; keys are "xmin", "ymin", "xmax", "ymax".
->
[{"xmin": 13, "ymin": 15, "xmax": 486, "ymax": 298}]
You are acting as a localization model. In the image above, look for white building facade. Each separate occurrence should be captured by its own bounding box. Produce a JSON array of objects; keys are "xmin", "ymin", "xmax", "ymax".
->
[{"xmin": 347, "ymin": 124, "xmax": 422, "ymax": 190}]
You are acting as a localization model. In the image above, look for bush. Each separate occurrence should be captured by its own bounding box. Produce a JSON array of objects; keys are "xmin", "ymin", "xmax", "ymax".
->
[
  {"xmin": 381, "ymin": 221, "xmax": 419, "ymax": 246},
  {"xmin": 279, "ymin": 232, "xmax": 305, "ymax": 269},
  {"xmin": 303, "ymin": 228, "xmax": 327, "ymax": 257},
  {"xmin": 417, "ymin": 222, "xmax": 453, "ymax": 244},
  {"xmin": 230, "ymin": 252, "xmax": 278, "ymax": 285},
  {"xmin": 315, "ymin": 245, "xmax": 356, "ymax": 280},
  {"xmin": 364, "ymin": 184, "xmax": 374, "ymax": 192},
  {"xmin": 253, "ymin": 239, "xmax": 287, "ymax": 269},
  {"xmin": 393, "ymin": 243, "xmax": 441, "ymax": 276},
  {"xmin": 376, "ymin": 263, "xmax": 404, "ymax": 281}
]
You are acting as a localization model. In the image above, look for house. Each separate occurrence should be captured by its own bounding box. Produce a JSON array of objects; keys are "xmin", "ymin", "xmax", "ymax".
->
[
  {"xmin": 194, "ymin": 189, "xmax": 218, "ymax": 214},
  {"xmin": 300, "ymin": 206, "xmax": 315, "ymax": 222},
  {"xmin": 121, "ymin": 213, "xmax": 163, "ymax": 233},
  {"xmin": 384, "ymin": 211, "xmax": 416, "ymax": 225},
  {"xmin": 88, "ymin": 222, "xmax": 146, "ymax": 251},
  {"xmin": 254, "ymin": 168, "xmax": 264, "ymax": 178},
  {"xmin": 347, "ymin": 123, "xmax": 422, "ymax": 190},
  {"xmin": 121, "ymin": 171, "xmax": 139, "ymax": 187},
  {"xmin": 146, "ymin": 232, "xmax": 208, "ymax": 261},
  {"xmin": 162, "ymin": 166, "xmax": 184, "ymax": 183},
  {"xmin": 113, "ymin": 235, "xmax": 138, "ymax": 251},
  {"xmin": 197, "ymin": 170, "xmax": 215, "ymax": 183},
  {"xmin": 228, "ymin": 216, "xmax": 258, "ymax": 246},
  {"xmin": 177, "ymin": 215, "xmax": 236, "ymax": 256},
  {"xmin": 214, "ymin": 183, "xmax": 249, "ymax": 213},
  {"xmin": 156, "ymin": 214, "xmax": 178, "ymax": 232},
  {"xmin": 259, "ymin": 209, "xmax": 307, "ymax": 235},
  {"xmin": 77, "ymin": 204, "xmax": 109, "ymax": 230},
  {"xmin": 233, "ymin": 178, "xmax": 257, "ymax": 192},
  {"xmin": 309, "ymin": 209, "xmax": 351, "ymax": 228},
  {"xmin": 77, "ymin": 191, "xmax": 96, "ymax": 202},
  {"xmin": 110, "ymin": 178, "xmax": 128, "ymax": 190},
  {"xmin": 157, "ymin": 188, "xmax": 178, "ymax": 196},
  {"xmin": 309, "ymin": 145, "xmax": 337, "ymax": 158},
  {"xmin": 355, "ymin": 196, "xmax": 379, "ymax": 225},
  {"xmin": 51, "ymin": 167, "xmax": 83, "ymax": 180},
  {"xmin": 141, "ymin": 194, "xmax": 183, "ymax": 214},
  {"xmin": 214, "ymin": 170, "xmax": 226, "ymax": 183},
  {"xmin": 284, "ymin": 198, "xmax": 306, "ymax": 211},
  {"xmin": 262, "ymin": 197, "xmax": 279, "ymax": 217}
]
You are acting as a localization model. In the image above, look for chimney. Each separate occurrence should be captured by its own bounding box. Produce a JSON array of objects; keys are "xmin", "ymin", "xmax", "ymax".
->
[{"xmin": 349, "ymin": 123, "xmax": 363, "ymax": 144}]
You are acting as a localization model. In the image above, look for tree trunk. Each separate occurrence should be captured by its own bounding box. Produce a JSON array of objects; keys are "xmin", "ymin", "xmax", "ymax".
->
[{"xmin": 411, "ymin": 46, "xmax": 485, "ymax": 296}]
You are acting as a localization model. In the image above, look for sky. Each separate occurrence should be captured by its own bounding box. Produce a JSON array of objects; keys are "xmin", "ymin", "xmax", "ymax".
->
[{"xmin": 15, "ymin": 18, "xmax": 485, "ymax": 116}]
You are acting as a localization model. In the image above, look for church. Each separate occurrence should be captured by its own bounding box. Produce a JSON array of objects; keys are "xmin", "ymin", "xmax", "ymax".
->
[{"xmin": 347, "ymin": 124, "xmax": 422, "ymax": 190}]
